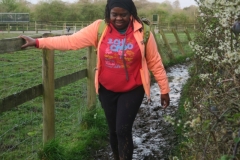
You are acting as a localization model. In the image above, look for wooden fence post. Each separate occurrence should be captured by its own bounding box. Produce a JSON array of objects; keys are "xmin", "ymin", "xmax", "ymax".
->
[
  {"xmin": 159, "ymin": 29, "xmax": 175, "ymax": 60},
  {"xmin": 62, "ymin": 23, "xmax": 66, "ymax": 34},
  {"xmin": 184, "ymin": 28, "xmax": 192, "ymax": 41},
  {"xmin": 22, "ymin": 24, "xmax": 24, "ymax": 33},
  {"xmin": 7, "ymin": 24, "xmax": 10, "ymax": 33},
  {"xmin": 151, "ymin": 27, "xmax": 163, "ymax": 56},
  {"xmin": 49, "ymin": 23, "xmax": 52, "ymax": 33},
  {"xmin": 172, "ymin": 29, "xmax": 185, "ymax": 55},
  {"xmin": 87, "ymin": 47, "xmax": 96, "ymax": 110},
  {"xmin": 35, "ymin": 21, "xmax": 38, "ymax": 34},
  {"xmin": 42, "ymin": 33, "xmax": 55, "ymax": 144},
  {"xmin": 74, "ymin": 24, "xmax": 76, "ymax": 33}
]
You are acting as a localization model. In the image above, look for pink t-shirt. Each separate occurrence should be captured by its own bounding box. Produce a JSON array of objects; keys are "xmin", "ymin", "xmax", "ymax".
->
[{"xmin": 98, "ymin": 23, "xmax": 142, "ymax": 92}]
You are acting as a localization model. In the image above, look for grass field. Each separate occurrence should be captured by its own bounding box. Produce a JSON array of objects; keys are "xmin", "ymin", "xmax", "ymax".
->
[
  {"xmin": 0, "ymin": 32, "xmax": 39, "ymax": 40},
  {"xmin": 0, "ymin": 45, "xmax": 92, "ymax": 159},
  {"xmin": 0, "ymin": 31, "xmax": 194, "ymax": 159}
]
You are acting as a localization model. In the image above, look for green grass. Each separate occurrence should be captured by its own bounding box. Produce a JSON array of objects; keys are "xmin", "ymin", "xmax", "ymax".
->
[
  {"xmin": 0, "ymin": 31, "xmax": 195, "ymax": 159},
  {"xmin": 0, "ymin": 38, "xmax": 94, "ymax": 159},
  {"xmin": 153, "ymin": 31, "xmax": 195, "ymax": 66},
  {"xmin": 38, "ymin": 106, "xmax": 108, "ymax": 160},
  {"xmin": 168, "ymin": 66, "xmax": 207, "ymax": 159},
  {"xmin": 0, "ymin": 33, "xmax": 37, "ymax": 40},
  {"xmin": 160, "ymin": 43, "xmax": 194, "ymax": 67},
  {"xmin": 0, "ymin": 49, "xmax": 86, "ymax": 98},
  {"xmin": 0, "ymin": 80, "xmax": 107, "ymax": 160}
]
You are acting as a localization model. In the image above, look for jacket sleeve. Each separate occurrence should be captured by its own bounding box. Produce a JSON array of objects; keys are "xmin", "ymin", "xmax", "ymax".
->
[
  {"xmin": 37, "ymin": 19, "xmax": 102, "ymax": 50},
  {"xmin": 145, "ymin": 32, "xmax": 170, "ymax": 94}
]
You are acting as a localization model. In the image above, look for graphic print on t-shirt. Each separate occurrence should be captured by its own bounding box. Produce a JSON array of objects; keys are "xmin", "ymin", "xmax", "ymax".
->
[
  {"xmin": 104, "ymin": 37, "xmax": 135, "ymax": 69},
  {"xmin": 98, "ymin": 26, "xmax": 142, "ymax": 92}
]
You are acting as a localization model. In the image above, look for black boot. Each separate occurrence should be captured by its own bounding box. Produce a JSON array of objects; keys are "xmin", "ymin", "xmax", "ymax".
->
[{"xmin": 113, "ymin": 151, "xmax": 120, "ymax": 160}]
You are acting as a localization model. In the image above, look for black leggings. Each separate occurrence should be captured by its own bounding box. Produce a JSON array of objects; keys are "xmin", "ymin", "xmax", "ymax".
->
[{"xmin": 98, "ymin": 84, "xmax": 145, "ymax": 160}]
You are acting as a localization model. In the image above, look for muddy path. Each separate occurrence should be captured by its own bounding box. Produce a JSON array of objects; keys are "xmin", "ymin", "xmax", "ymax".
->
[{"xmin": 94, "ymin": 64, "xmax": 190, "ymax": 160}]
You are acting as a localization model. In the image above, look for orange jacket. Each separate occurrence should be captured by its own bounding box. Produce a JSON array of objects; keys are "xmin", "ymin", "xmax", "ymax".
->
[{"xmin": 38, "ymin": 19, "xmax": 170, "ymax": 99}]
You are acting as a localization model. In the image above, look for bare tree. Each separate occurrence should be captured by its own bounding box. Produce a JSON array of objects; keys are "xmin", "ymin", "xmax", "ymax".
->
[{"xmin": 173, "ymin": 0, "xmax": 180, "ymax": 9}]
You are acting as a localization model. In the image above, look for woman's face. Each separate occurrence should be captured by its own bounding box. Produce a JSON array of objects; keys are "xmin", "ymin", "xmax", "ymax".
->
[{"xmin": 110, "ymin": 7, "xmax": 131, "ymax": 30}]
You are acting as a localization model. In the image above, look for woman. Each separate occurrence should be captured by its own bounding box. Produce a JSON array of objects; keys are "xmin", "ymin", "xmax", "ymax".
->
[{"xmin": 20, "ymin": 0, "xmax": 170, "ymax": 159}]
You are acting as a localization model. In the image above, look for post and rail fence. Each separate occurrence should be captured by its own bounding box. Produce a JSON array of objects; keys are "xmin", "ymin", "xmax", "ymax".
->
[
  {"xmin": 0, "ymin": 33, "xmax": 97, "ymax": 144},
  {"xmin": 0, "ymin": 21, "xmax": 197, "ymax": 34}
]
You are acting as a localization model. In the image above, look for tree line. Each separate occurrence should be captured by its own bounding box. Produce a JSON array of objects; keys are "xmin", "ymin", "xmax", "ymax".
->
[{"xmin": 0, "ymin": 0, "xmax": 198, "ymax": 24}]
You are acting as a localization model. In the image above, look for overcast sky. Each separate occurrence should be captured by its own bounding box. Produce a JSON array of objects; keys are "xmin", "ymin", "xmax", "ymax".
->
[
  {"xmin": 150, "ymin": 0, "xmax": 197, "ymax": 8},
  {"xmin": 27, "ymin": 0, "xmax": 197, "ymax": 9}
]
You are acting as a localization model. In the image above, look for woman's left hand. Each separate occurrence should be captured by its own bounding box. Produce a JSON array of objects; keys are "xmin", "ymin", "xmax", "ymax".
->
[
  {"xmin": 161, "ymin": 93, "xmax": 170, "ymax": 109},
  {"xmin": 19, "ymin": 35, "xmax": 36, "ymax": 48}
]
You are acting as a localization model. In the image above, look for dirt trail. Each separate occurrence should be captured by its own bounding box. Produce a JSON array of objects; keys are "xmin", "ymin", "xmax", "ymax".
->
[{"xmin": 94, "ymin": 64, "xmax": 190, "ymax": 160}]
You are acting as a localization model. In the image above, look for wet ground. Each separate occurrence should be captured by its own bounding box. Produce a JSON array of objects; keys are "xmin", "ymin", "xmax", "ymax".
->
[{"xmin": 93, "ymin": 63, "xmax": 190, "ymax": 160}]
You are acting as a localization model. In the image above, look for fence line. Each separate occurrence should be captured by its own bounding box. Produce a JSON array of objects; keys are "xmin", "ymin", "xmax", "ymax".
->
[
  {"xmin": 0, "ymin": 21, "xmax": 197, "ymax": 34},
  {"xmin": 0, "ymin": 33, "xmax": 96, "ymax": 145},
  {"xmin": 0, "ymin": 21, "xmax": 92, "ymax": 34}
]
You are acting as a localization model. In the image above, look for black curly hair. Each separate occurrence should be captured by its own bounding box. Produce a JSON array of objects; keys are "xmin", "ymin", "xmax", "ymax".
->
[{"xmin": 104, "ymin": 0, "xmax": 142, "ymax": 26}]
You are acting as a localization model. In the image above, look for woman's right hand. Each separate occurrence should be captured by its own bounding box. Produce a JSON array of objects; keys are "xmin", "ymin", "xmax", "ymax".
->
[{"xmin": 19, "ymin": 35, "xmax": 36, "ymax": 48}]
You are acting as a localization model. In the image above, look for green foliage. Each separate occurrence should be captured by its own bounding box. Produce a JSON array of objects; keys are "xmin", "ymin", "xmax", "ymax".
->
[
  {"xmin": 38, "ymin": 139, "xmax": 66, "ymax": 160},
  {"xmin": 36, "ymin": 106, "xmax": 108, "ymax": 160},
  {"xmin": 170, "ymin": 12, "xmax": 189, "ymax": 25},
  {"xmin": 78, "ymin": 3, "xmax": 105, "ymax": 21},
  {"xmin": 170, "ymin": 0, "xmax": 240, "ymax": 159},
  {"xmin": 34, "ymin": 1, "xmax": 68, "ymax": 22},
  {"xmin": 169, "ymin": 70, "xmax": 197, "ymax": 156},
  {"xmin": 63, "ymin": 3, "xmax": 85, "ymax": 21},
  {"xmin": 234, "ymin": 137, "xmax": 240, "ymax": 143},
  {"xmin": 155, "ymin": 9, "xmax": 169, "ymax": 23},
  {"xmin": 66, "ymin": 127, "xmax": 108, "ymax": 160},
  {"xmin": 0, "ymin": 0, "xmax": 31, "ymax": 12},
  {"xmin": 1, "ymin": 0, "xmax": 197, "ymax": 23},
  {"xmin": 65, "ymin": 106, "xmax": 108, "ymax": 160},
  {"xmin": 163, "ymin": 51, "xmax": 193, "ymax": 68},
  {"xmin": 154, "ymin": 31, "xmax": 195, "ymax": 66},
  {"xmin": 33, "ymin": 1, "xmax": 106, "ymax": 22},
  {"xmin": 219, "ymin": 155, "xmax": 235, "ymax": 160},
  {"xmin": 38, "ymin": 107, "xmax": 107, "ymax": 160},
  {"xmin": 80, "ymin": 106, "xmax": 108, "ymax": 130},
  {"xmin": 0, "ymin": 0, "xmax": 17, "ymax": 12}
]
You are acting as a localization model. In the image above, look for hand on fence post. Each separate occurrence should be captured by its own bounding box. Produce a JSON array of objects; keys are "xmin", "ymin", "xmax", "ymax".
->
[{"xmin": 19, "ymin": 35, "xmax": 36, "ymax": 48}]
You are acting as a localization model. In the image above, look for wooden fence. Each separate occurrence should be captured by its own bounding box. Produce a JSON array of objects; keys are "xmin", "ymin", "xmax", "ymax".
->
[
  {"xmin": 0, "ymin": 33, "xmax": 96, "ymax": 144},
  {"xmin": 0, "ymin": 21, "xmax": 197, "ymax": 33},
  {"xmin": 0, "ymin": 21, "xmax": 93, "ymax": 34},
  {"xmin": 0, "ymin": 28, "xmax": 192, "ymax": 145}
]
